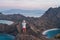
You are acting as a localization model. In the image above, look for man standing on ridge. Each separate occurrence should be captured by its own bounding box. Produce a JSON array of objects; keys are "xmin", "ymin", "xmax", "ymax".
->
[{"xmin": 22, "ymin": 20, "xmax": 26, "ymax": 33}]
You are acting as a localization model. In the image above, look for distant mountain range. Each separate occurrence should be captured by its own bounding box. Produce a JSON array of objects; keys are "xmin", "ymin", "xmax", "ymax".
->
[{"xmin": 1, "ymin": 9, "xmax": 45, "ymax": 17}]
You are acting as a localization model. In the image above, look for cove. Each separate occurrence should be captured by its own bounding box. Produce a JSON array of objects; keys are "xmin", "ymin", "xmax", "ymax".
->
[
  {"xmin": 0, "ymin": 20, "xmax": 14, "ymax": 25},
  {"xmin": 0, "ymin": 33, "xmax": 15, "ymax": 40},
  {"xmin": 42, "ymin": 28, "xmax": 60, "ymax": 38}
]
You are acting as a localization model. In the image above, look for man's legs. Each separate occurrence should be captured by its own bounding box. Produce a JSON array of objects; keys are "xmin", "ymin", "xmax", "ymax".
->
[{"xmin": 23, "ymin": 28, "xmax": 26, "ymax": 33}]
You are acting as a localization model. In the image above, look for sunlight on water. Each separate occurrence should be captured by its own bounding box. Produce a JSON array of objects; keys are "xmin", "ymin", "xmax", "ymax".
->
[{"xmin": 0, "ymin": 20, "xmax": 14, "ymax": 25}]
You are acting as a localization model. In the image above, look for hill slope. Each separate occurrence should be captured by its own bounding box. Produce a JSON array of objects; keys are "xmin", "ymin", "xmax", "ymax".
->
[
  {"xmin": 36, "ymin": 7, "xmax": 60, "ymax": 30},
  {"xmin": 0, "ymin": 7, "xmax": 60, "ymax": 40}
]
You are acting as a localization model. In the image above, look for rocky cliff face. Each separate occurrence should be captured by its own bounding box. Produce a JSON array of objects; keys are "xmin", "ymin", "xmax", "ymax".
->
[
  {"xmin": 36, "ymin": 7, "xmax": 60, "ymax": 30},
  {"xmin": 24, "ymin": 7, "xmax": 60, "ymax": 40},
  {"xmin": 0, "ymin": 24, "xmax": 17, "ymax": 36},
  {"xmin": 0, "ymin": 7, "xmax": 60, "ymax": 40},
  {"xmin": 0, "ymin": 14, "xmax": 27, "ymax": 22}
]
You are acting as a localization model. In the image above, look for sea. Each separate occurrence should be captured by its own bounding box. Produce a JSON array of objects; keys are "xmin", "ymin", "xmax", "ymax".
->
[
  {"xmin": 0, "ymin": 33, "xmax": 15, "ymax": 40},
  {"xmin": 43, "ymin": 28, "xmax": 60, "ymax": 38}
]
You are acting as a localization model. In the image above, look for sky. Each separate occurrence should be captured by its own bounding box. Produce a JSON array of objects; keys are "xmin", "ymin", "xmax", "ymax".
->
[
  {"xmin": 0, "ymin": 0, "xmax": 60, "ymax": 10},
  {"xmin": 0, "ymin": 0, "xmax": 60, "ymax": 17}
]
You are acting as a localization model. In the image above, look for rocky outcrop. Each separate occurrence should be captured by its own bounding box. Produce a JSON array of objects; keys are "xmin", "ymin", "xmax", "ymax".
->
[
  {"xmin": 36, "ymin": 7, "xmax": 60, "ymax": 30},
  {"xmin": 0, "ymin": 14, "xmax": 27, "ymax": 22},
  {"xmin": 0, "ymin": 24, "xmax": 18, "ymax": 36},
  {"xmin": 15, "ymin": 34, "xmax": 40, "ymax": 40},
  {"xmin": 0, "ymin": 7, "xmax": 60, "ymax": 40}
]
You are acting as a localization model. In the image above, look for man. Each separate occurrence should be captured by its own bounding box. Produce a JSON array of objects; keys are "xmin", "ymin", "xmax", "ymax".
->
[{"xmin": 22, "ymin": 20, "xmax": 26, "ymax": 33}]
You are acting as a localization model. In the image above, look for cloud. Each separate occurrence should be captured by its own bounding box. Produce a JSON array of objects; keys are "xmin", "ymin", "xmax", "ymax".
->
[{"xmin": 0, "ymin": 0, "xmax": 59, "ymax": 9}]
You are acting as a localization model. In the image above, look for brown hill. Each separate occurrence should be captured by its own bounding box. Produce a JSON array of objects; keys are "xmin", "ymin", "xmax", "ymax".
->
[{"xmin": 36, "ymin": 7, "xmax": 60, "ymax": 30}]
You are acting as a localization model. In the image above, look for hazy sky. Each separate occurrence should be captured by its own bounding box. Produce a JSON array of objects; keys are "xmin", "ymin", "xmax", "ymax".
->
[{"xmin": 0, "ymin": 0, "xmax": 60, "ymax": 10}]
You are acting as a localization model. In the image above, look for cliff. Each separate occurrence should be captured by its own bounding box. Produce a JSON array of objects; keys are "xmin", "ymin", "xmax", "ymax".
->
[{"xmin": 0, "ymin": 7, "xmax": 60, "ymax": 40}]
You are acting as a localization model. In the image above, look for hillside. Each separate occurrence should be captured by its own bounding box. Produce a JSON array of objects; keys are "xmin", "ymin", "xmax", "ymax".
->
[
  {"xmin": 25, "ymin": 7, "xmax": 60, "ymax": 40},
  {"xmin": 0, "ymin": 13, "xmax": 27, "ymax": 22},
  {"xmin": 0, "ymin": 13, "xmax": 41, "ymax": 40},
  {"xmin": 36, "ymin": 7, "xmax": 60, "ymax": 30},
  {"xmin": 0, "ymin": 7, "xmax": 60, "ymax": 40}
]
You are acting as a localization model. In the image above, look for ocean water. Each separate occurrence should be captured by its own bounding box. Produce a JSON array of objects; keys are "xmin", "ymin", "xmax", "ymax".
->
[
  {"xmin": 0, "ymin": 20, "xmax": 14, "ymax": 25},
  {"xmin": 42, "ymin": 28, "xmax": 60, "ymax": 38},
  {"xmin": 0, "ymin": 33, "xmax": 15, "ymax": 40}
]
